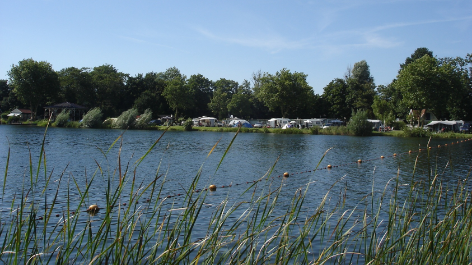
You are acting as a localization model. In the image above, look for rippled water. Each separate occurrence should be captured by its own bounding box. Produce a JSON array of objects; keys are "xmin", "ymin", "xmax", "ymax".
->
[{"xmin": 1, "ymin": 125, "xmax": 471, "ymax": 261}]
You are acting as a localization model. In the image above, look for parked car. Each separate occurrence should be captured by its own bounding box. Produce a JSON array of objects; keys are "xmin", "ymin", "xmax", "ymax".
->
[
  {"xmin": 148, "ymin": 119, "xmax": 162, "ymax": 125},
  {"xmin": 253, "ymin": 123, "xmax": 263, "ymax": 128},
  {"xmin": 460, "ymin": 123, "xmax": 470, "ymax": 133}
]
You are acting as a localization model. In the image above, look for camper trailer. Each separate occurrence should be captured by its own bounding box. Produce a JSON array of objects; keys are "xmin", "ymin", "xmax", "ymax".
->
[
  {"xmin": 199, "ymin": 116, "xmax": 218, "ymax": 127},
  {"xmin": 267, "ymin": 118, "xmax": 291, "ymax": 128},
  {"xmin": 367, "ymin": 119, "xmax": 383, "ymax": 131},
  {"xmin": 303, "ymin": 118, "xmax": 325, "ymax": 128}
]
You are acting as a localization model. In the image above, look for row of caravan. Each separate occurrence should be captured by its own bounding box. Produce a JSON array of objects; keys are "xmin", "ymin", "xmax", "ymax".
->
[
  {"xmin": 267, "ymin": 118, "xmax": 343, "ymax": 129},
  {"xmin": 191, "ymin": 116, "xmax": 345, "ymax": 128}
]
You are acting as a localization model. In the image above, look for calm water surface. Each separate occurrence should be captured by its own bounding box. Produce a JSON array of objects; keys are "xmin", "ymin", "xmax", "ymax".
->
[{"xmin": 0, "ymin": 125, "xmax": 471, "ymax": 260}]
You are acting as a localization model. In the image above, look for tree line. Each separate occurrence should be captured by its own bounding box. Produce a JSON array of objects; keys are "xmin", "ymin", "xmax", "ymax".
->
[{"xmin": 1, "ymin": 48, "xmax": 471, "ymax": 125}]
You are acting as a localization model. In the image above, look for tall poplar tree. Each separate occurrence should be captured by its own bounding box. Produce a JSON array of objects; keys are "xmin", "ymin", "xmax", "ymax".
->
[{"xmin": 8, "ymin": 59, "xmax": 60, "ymax": 119}]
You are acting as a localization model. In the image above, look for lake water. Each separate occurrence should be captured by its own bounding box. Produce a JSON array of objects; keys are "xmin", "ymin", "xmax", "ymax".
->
[{"xmin": 0, "ymin": 125, "xmax": 471, "ymax": 261}]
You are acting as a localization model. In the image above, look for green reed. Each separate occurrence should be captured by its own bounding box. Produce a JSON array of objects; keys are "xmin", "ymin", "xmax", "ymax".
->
[{"xmin": 1, "ymin": 125, "xmax": 472, "ymax": 264}]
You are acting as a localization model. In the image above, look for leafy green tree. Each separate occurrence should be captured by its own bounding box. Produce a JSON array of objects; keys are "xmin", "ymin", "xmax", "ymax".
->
[
  {"xmin": 228, "ymin": 80, "xmax": 253, "ymax": 118},
  {"xmin": 0, "ymin": 80, "xmax": 21, "ymax": 111},
  {"xmin": 322, "ymin": 78, "xmax": 351, "ymax": 119},
  {"xmin": 8, "ymin": 59, "xmax": 60, "ymax": 119},
  {"xmin": 90, "ymin": 64, "xmax": 127, "ymax": 117},
  {"xmin": 346, "ymin": 60, "xmax": 376, "ymax": 116},
  {"xmin": 163, "ymin": 66, "xmax": 185, "ymax": 82},
  {"xmin": 81, "ymin": 107, "xmax": 103, "ymax": 128},
  {"xmin": 372, "ymin": 95, "xmax": 395, "ymax": 126},
  {"xmin": 0, "ymin": 80, "xmax": 10, "ymax": 107},
  {"xmin": 131, "ymin": 72, "xmax": 169, "ymax": 116},
  {"xmin": 251, "ymin": 71, "xmax": 273, "ymax": 119},
  {"xmin": 162, "ymin": 76, "xmax": 194, "ymax": 120},
  {"xmin": 187, "ymin": 74, "xmax": 212, "ymax": 117},
  {"xmin": 438, "ymin": 54, "xmax": 472, "ymax": 120},
  {"xmin": 395, "ymin": 55, "xmax": 461, "ymax": 121},
  {"xmin": 309, "ymin": 94, "xmax": 326, "ymax": 119},
  {"xmin": 58, "ymin": 67, "xmax": 94, "ymax": 107},
  {"xmin": 351, "ymin": 60, "xmax": 374, "ymax": 84},
  {"xmin": 255, "ymin": 68, "xmax": 313, "ymax": 118},
  {"xmin": 375, "ymin": 82, "xmax": 406, "ymax": 119},
  {"xmin": 400, "ymin": 47, "xmax": 434, "ymax": 72},
  {"xmin": 208, "ymin": 78, "xmax": 238, "ymax": 119}
]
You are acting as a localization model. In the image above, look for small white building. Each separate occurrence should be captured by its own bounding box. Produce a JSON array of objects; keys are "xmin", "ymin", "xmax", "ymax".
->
[{"xmin": 7, "ymin": 108, "xmax": 32, "ymax": 121}]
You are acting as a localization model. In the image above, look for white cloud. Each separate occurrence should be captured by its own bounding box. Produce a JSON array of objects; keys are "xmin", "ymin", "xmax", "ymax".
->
[{"xmin": 195, "ymin": 27, "xmax": 310, "ymax": 53}]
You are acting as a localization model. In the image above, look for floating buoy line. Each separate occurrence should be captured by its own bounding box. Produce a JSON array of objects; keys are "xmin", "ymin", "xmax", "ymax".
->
[{"xmin": 34, "ymin": 138, "xmax": 472, "ymax": 220}]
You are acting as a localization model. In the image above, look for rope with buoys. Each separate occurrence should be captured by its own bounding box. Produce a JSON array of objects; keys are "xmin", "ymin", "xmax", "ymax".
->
[{"xmin": 34, "ymin": 138, "xmax": 472, "ymax": 219}]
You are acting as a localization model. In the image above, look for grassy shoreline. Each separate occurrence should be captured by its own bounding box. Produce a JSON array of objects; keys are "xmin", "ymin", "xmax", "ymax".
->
[{"xmin": 2, "ymin": 120, "xmax": 472, "ymax": 139}]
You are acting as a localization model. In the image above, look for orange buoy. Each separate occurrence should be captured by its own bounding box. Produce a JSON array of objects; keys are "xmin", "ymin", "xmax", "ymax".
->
[
  {"xmin": 283, "ymin": 172, "xmax": 289, "ymax": 177},
  {"xmin": 86, "ymin": 204, "xmax": 100, "ymax": 213},
  {"xmin": 209, "ymin": 184, "xmax": 217, "ymax": 191},
  {"xmin": 327, "ymin": 165, "xmax": 332, "ymax": 169},
  {"xmin": 393, "ymin": 153, "xmax": 397, "ymax": 156},
  {"xmin": 380, "ymin": 156, "xmax": 385, "ymax": 159},
  {"xmin": 438, "ymin": 145, "xmax": 441, "ymax": 148},
  {"xmin": 429, "ymin": 146, "xmax": 432, "ymax": 149},
  {"xmin": 409, "ymin": 150, "xmax": 412, "ymax": 153},
  {"xmin": 357, "ymin": 159, "xmax": 362, "ymax": 163}
]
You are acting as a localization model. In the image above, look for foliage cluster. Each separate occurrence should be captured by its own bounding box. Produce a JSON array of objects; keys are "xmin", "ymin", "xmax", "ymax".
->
[
  {"xmin": 81, "ymin": 107, "xmax": 103, "ymax": 128},
  {"xmin": 2, "ymin": 49, "xmax": 471, "ymax": 128},
  {"xmin": 347, "ymin": 110, "xmax": 372, "ymax": 136},
  {"xmin": 135, "ymin": 109, "xmax": 152, "ymax": 129},
  {"xmin": 309, "ymin": 126, "xmax": 320, "ymax": 135},
  {"xmin": 52, "ymin": 110, "xmax": 69, "ymax": 127},
  {"xmin": 402, "ymin": 127, "xmax": 432, "ymax": 138},
  {"xmin": 183, "ymin": 118, "xmax": 193, "ymax": 131},
  {"xmin": 6, "ymin": 115, "xmax": 20, "ymax": 124},
  {"xmin": 113, "ymin": 108, "xmax": 138, "ymax": 129}
]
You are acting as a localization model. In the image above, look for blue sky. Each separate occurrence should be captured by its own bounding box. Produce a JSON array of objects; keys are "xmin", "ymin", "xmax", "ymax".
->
[{"xmin": 1, "ymin": 0, "xmax": 471, "ymax": 95}]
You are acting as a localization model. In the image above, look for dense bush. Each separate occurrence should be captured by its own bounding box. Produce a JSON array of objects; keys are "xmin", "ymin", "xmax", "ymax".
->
[
  {"xmin": 135, "ymin": 109, "xmax": 153, "ymax": 129},
  {"xmin": 392, "ymin": 120, "xmax": 406, "ymax": 130},
  {"xmin": 183, "ymin": 118, "xmax": 193, "ymax": 131},
  {"xmin": 347, "ymin": 110, "xmax": 372, "ymax": 136},
  {"xmin": 7, "ymin": 116, "xmax": 20, "ymax": 124},
  {"xmin": 67, "ymin": 121, "xmax": 81, "ymax": 128},
  {"xmin": 321, "ymin": 126, "xmax": 350, "ymax": 135},
  {"xmin": 81, "ymin": 107, "xmax": 104, "ymax": 128},
  {"xmin": 310, "ymin": 126, "xmax": 320, "ymax": 135},
  {"xmin": 53, "ymin": 111, "xmax": 70, "ymax": 127},
  {"xmin": 272, "ymin": 128, "xmax": 304, "ymax": 134},
  {"xmin": 402, "ymin": 127, "xmax": 431, "ymax": 138},
  {"xmin": 113, "ymin": 108, "xmax": 138, "ymax": 129}
]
